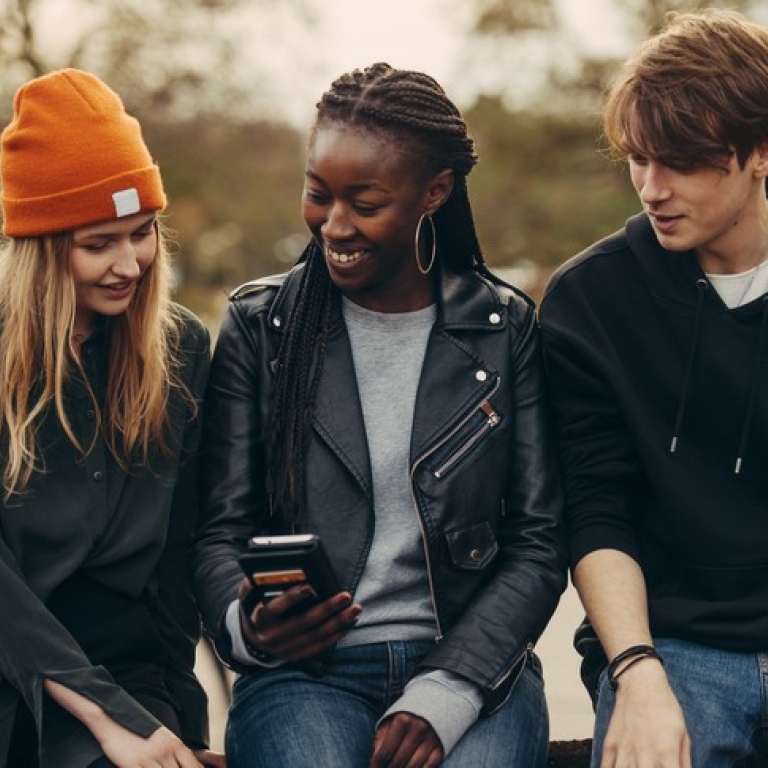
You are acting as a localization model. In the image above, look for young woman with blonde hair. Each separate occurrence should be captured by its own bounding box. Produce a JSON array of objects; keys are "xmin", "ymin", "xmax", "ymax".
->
[{"xmin": 0, "ymin": 68, "xmax": 222, "ymax": 767}]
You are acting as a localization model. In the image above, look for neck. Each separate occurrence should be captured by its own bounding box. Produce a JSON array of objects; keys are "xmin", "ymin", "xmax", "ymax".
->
[
  {"xmin": 697, "ymin": 201, "xmax": 768, "ymax": 275},
  {"xmin": 698, "ymin": 236, "xmax": 768, "ymax": 276}
]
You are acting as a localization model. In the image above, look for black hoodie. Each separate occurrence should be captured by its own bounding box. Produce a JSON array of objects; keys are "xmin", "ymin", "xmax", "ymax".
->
[{"xmin": 540, "ymin": 212, "xmax": 768, "ymax": 688}]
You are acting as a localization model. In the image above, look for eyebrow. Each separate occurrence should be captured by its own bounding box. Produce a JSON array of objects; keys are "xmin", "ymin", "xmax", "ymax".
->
[
  {"xmin": 304, "ymin": 170, "xmax": 389, "ymax": 194},
  {"xmin": 74, "ymin": 214, "xmax": 157, "ymax": 242}
]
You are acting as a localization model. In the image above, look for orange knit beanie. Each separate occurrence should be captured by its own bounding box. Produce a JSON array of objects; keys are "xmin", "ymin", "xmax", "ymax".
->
[{"xmin": 0, "ymin": 68, "xmax": 166, "ymax": 237}]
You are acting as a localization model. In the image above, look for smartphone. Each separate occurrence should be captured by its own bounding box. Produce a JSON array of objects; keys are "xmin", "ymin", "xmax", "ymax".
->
[{"xmin": 238, "ymin": 534, "xmax": 342, "ymax": 618}]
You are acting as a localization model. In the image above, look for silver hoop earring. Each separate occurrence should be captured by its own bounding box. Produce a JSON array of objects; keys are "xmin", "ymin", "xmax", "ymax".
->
[{"xmin": 415, "ymin": 213, "xmax": 437, "ymax": 275}]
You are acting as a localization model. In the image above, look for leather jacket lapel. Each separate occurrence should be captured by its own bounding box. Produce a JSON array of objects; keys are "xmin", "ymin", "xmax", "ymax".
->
[
  {"xmin": 411, "ymin": 328, "xmax": 499, "ymax": 462},
  {"xmin": 311, "ymin": 321, "xmax": 373, "ymax": 498}
]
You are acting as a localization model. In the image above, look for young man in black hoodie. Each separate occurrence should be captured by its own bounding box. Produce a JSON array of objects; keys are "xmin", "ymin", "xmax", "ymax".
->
[{"xmin": 540, "ymin": 9, "xmax": 768, "ymax": 767}]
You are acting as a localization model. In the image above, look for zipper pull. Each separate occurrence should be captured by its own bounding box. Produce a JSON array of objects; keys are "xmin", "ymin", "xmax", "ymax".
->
[{"xmin": 480, "ymin": 401, "xmax": 500, "ymax": 426}]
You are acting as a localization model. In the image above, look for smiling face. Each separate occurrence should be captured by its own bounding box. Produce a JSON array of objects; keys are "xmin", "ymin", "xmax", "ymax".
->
[
  {"xmin": 70, "ymin": 211, "xmax": 157, "ymax": 337},
  {"xmin": 302, "ymin": 121, "xmax": 452, "ymax": 312},
  {"xmin": 629, "ymin": 147, "xmax": 768, "ymax": 273}
]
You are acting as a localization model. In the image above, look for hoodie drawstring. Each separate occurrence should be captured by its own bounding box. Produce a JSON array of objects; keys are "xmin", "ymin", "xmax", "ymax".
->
[
  {"xmin": 670, "ymin": 279, "xmax": 708, "ymax": 454},
  {"xmin": 734, "ymin": 296, "xmax": 768, "ymax": 474},
  {"xmin": 670, "ymin": 280, "xmax": 767, "ymax": 474}
]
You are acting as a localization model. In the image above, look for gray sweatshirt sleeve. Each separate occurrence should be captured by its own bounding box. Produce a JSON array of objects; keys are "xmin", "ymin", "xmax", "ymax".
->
[
  {"xmin": 379, "ymin": 669, "xmax": 483, "ymax": 756},
  {"xmin": 225, "ymin": 599, "xmax": 284, "ymax": 668}
]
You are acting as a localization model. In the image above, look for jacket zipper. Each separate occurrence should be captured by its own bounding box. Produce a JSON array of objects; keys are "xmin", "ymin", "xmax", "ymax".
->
[
  {"xmin": 428, "ymin": 378, "xmax": 501, "ymax": 478},
  {"xmin": 409, "ymin": 379, "xmax": 501, "ymax": 642},
  {"xmin": 484, "ymin": 642, "xmax": 533, "ymax": 715},
  {"xmin": 433, "ymin": 399, "xmax": 501, "ymax": 478},
  {"xmin": 491, "ymin": 642, "xmax": 532, "ymax": 691}
]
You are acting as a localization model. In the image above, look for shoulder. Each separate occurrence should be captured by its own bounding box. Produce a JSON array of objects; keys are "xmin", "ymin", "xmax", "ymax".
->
[
  {"xmin": 474, "ymin": 269, "xmax": 536, "ymax": 334},
  {"xmin": 167, "ymin": 306, "xmax": 211, "ymax": 397},
  {"xmin": 543, "ymin": 226, "xmax": 630, "ymax": 303},
  {"xmin": 440, "ymin": 267, "xmax": 535, "ymax": 336},
  {"xmin": 229, "ymin": 272, "xmax": 288, "ymax": 307},
  {"xmin": 223, "ymin": 267, "xmax": 312, "ymax": 341},
  {"xmin": 223, "ymin": 270, "xmax": 297, "ymax": 329},
  {"xmin": 169, "ymin": 303, "xmax": 210, "ymax": 353},
  {"xmin": 230, "ymin": 272, "xmax": 287, "ymax": 299}
]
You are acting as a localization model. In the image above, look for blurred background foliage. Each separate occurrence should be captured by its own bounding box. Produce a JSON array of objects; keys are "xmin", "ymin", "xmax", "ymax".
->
[{"xmin": 0, "ymin": 0, "xmax": 762, "ymax": 319}]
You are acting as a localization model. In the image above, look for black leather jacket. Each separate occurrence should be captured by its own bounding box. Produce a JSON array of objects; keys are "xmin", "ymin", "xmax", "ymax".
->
[{"xmin": 192, "ymin": 263, "xmax": 566, "ymax": 712}]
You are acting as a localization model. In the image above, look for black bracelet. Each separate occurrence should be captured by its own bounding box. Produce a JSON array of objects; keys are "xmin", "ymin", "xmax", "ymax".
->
[
  {"xmin": 608, "ymin": 644, "xmax": 663, "ymax": 690},
  {"xmin": 608, "ymin": 643, "xmax": 657, "ymax": 671},
  {"xmin": 611, "ymin": 652, "xmax": 661, "ymax": 687}
]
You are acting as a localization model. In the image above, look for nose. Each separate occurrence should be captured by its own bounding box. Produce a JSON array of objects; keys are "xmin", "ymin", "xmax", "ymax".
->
[
  {"xmin": 636, "ymin": 161, "xmax": 672, "ymax": 204},
  {"xmin": 320, "ymin": 202, "xmax": 355, "ymax": 241},
  {"xmin": 111, "ymin": 239, "xmax": 142, "ymax": 279}
]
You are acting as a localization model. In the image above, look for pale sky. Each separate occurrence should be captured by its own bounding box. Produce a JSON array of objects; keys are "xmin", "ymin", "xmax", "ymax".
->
[
  {"xmin": 38, "ymin": 0, "xmax": 768, "ymax": 128},
  {"xmin": 232, "ymin": 0, "xmax": 633, "ymax": 126},
  {"xmin": 246, "ymin": 0, "xmax": 768, "ymax": 127}
]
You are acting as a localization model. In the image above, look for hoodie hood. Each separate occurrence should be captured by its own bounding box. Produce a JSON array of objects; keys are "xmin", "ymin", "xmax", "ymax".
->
[{"xmin": 627, "ymin": 211, "xmax": 768, "ymax": 320}]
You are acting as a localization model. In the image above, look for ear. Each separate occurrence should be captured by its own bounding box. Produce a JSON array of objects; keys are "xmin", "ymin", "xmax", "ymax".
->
[
  {"xmin": 752, "ymin": 142, "xmax": 768, "ymax": 179},
  {"xmin": 424, "ymin": 169, "xmax": 454, "ymax": 216}
]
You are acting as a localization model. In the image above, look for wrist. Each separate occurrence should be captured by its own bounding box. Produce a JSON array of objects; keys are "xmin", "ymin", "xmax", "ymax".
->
[
  {"xmin": 608, "ymin": 644, "xmax": 664, "ymax": 690},
  {"xmin": 243, "ymin": 637, "xmax": 277, "ymax": 664},
  {"xmin": 238, "ymin": 602, "xmax": 275, "ymax": 663},
  {"xmin": 44, "ymin": 678, "xmax": 107, "ymax": 730},
  {"xmin": 79, "ymin": 700, "xmax": 110, "ymax": 732}
]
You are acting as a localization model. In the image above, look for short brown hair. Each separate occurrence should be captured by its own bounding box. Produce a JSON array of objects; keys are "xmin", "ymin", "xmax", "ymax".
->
[{"xmin": 604, "ymin": 9, "xmax": 768, "ymax": 171}]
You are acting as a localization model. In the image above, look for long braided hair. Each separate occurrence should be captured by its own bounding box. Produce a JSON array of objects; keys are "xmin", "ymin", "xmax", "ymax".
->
[{"xmin": 267, "ymin": 62, "xmax": 496, "ymax": 529}]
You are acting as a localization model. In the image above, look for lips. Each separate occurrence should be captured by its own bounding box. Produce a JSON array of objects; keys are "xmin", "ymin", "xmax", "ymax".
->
[
  {"xmin": 98, "ymin": 281, "xmax": 135, "ymax": 299},
  {"xmin": 326, "ymin": 246, "xmax": 365, "ymax": 264},
  {"xmin": 648, "ymin": 211, "xmax": 683, "ymax": 234}
]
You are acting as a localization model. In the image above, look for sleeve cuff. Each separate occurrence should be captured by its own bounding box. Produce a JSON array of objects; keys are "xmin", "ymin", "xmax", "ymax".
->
[
  {"xmin": 224, "ymin": 600, "xmax": 283, "ymax": 668},
  {"xmin": 379, "ymin": 669, "xmax": 483, "ymax": 757}
]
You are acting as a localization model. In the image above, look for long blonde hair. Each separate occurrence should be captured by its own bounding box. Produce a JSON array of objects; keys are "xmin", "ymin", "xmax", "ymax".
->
[{"xmin": 0, "ymin": 220, "xmax": 188, "ymax": 499}]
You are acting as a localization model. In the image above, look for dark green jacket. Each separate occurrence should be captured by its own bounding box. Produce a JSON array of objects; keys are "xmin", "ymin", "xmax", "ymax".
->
[{"xmin": 0, "ymin": 304, "xmax": 210, "ymax": 767}]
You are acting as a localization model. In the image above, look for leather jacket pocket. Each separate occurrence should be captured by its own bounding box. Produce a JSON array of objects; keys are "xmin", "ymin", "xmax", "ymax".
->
[{"xmin": 445, "ymin": 520, "xmax": 499, "ymax": 570}]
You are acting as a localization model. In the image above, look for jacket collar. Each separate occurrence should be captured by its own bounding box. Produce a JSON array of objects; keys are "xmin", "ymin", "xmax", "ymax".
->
[
  {"xmin": 280, "ymin": 260, "xmax": 512, "ymax": 498},
  {"xmin": 267, "ymin": 259, "xmax": 512, "ymax": 333}
]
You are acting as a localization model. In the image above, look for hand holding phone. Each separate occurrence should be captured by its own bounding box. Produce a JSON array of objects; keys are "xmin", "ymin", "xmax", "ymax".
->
[
  {"xmin": 238, "ymin": 534, "xmax": 342, "ymax": 619},
  {"xmin": 237, "ymin": 534, "xmax": 360, "ymax": 666}
]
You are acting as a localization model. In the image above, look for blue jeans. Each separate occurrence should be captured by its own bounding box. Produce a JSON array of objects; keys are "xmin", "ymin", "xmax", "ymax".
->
[
  {"xmin": 226, "ymin": 641, "xmax": 549, "ymax": 767},
  {"xmin": 593, "ymin": 638, "xmax": 768, "ymax": 767}
]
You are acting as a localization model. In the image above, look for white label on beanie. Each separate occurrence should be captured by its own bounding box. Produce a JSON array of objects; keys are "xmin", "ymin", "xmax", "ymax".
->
[{"xmin": 113, "ymin": 188, "xmax": 141, "ymax": 217}]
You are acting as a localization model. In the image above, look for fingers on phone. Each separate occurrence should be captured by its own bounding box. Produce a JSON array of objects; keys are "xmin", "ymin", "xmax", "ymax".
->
[
  {"xmin": 271, "ymin": 587, "xmax": 348, "ymax": 620},
  {"xmin": 240, "ymin": 589, "xmax": 261, "ymax": 622}
]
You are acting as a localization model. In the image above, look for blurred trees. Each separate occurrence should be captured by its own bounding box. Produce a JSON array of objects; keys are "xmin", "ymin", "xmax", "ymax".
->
[
  {"xmin": 470, "ymin": 0, "xmax": 763, "ymax": 115},
  {"xmin": 0, "ymin": 0, "xmax": 765, "ymax": 313},
  {"xmin": 613, "ymin": 0, "xmax": 759, "ymax": 35},
  {"xmin": 466, "ymin": 96, "xmax": 636, "ymax": 270},
  {"xmin": 146, "ymin": 117, "xmax": 307, "ymax": 321},
  {"xmin": 0, "ymin": 0, "xmax": 297, "ymax": 115},
  {"xmin": 471, "ymin": 0, "xmax": 557, "ymax": 33}
]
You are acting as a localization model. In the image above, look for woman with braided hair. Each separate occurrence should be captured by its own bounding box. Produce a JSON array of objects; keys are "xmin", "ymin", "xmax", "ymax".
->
[{"xmin": 193, "ymin": 62, "xmax": 566, "ymax": 767}]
